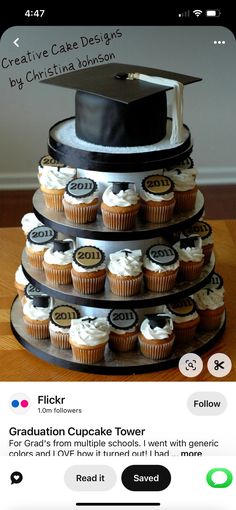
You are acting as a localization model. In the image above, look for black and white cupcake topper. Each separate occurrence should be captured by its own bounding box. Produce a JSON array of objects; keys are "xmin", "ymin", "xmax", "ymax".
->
[
  {"xmin": 66, "ymin": 177, "xmax": 97, "ymax": 198},
  {"xmin": 208, "ymin": 272, "xmax": 224, "ymax": 290},
  {"xmin": 146, "ymin": 244, "xmax": 178, "ymax": 266},
  {"xmin": 145, "ymin": 313, "xmax": 172, "ymax": 329},
  {"xmin": 183, "ymin": 221, "xmax": 212, "ymax": 240},
  {"xmin": 180, "ymin": 235, "xmax": 201, "ymax": 249},
  {"xmin": 50, "ymin": 305, "xmax": 79, "ymax": 328},
  {"xmin": 39, "ymin": 155, "xmax": 66, "ymax": 170},
  {"xmin": 33, "ymin": 295, "xmax": 50, "ymax": 308},
  {"xmin": 108, "ymin": 309, "xmax": 138, "ymax": 331},
  {"xmin": 24, "ymin": 283, "xmax": 48, "ymax": 300},
  {"xmin": 52, "ymin": 240, "xmax": 73, "ymax": 253},
  {"xmin": 27, "ymin": 225, "xmax": 56, "ymax": 245},
  {"xmin": 73, "ymin": 246, "xmax": 105, "ymax": 269},
  {"xmin": 142, "ymin": 174, "xmax": 174, "ymax": 195},
  {"xmin": 168, "ymin": 297, "xmax": 196, "ymax": 317},
  {"xmin": 110, "ymin": 182, "xmax": 135, "ymax": 194},
  {"xmin": 81, "ymin": 317, "xmax": 97, "ymax": 323}
]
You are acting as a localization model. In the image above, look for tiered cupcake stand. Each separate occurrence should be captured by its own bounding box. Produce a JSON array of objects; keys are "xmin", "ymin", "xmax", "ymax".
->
[{"xmin": 10, "ymin": 118, "xmax": 226, "ymax": 374}]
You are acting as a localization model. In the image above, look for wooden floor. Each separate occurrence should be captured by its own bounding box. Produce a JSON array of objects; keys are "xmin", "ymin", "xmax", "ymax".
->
[{"xmin": 0, "ymin": 186, "xmax": 235, "ymax": 227}]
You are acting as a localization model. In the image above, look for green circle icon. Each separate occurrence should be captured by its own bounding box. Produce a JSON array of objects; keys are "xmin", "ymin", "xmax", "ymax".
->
[{"xmin": 206, "ymin": 468, "xmax": 233, "ymax": 488}]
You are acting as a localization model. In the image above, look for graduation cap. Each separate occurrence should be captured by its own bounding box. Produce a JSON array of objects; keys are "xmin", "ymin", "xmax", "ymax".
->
[
  {"xmin": 145, "ymin": 313, "xmax": 171, "ymax": 329},
  {"xmin": 52, "ymin": 240, "xmax": 72, "ymax": 253},
  {"xmin": 42, "ymin": 63, "xmax": 201, "ymax": 148},
  {"xmin": 110, "ymin": 182, "xmax": 134, "ymax": 194},
  {"xmin": 180, "ymin": 236, "xmax": 200, "ymax": 249},
  {"xmin": 33, "ymin": 295, "xmax": 50, "ymax": 308}
]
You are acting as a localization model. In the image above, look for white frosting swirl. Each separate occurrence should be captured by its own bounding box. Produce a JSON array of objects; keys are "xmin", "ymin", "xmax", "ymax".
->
[
  {"xmin": 49, "ymin": 322, "xmax": 70, "ymax": 333},
  {"xmin": 143, "ymin": 255, "xmax": 179, "ymax": 272},
  {"xmin": 140, "ymin": 188, "xmax": 174, "ymax": 202},
  {"xmin": 140, "ymin": 318, "xmax": 173, "ymax": 340},
  {"xmin": 63, "ymin": 190, "xmax": 99, "ymax": 205},
  {"xmin": 174, "ymin": 237, "xmax": 203, "ymax": 262},
  {"xmin": 21, "ymin": 213, "xmax": 43, "ymax": 234},
  {"xmin": 72, "ymin": 260, "xmax": 106, "ymax": 273},
  {"xmin": 15, "ymin": 265, "xmax": 29, "ymax": 285},
  {"xmin": 108, "ymin": 249, "xmax": 142, "ymax": 276},
  {"xmin": 202, "ymin": 234, "xmax": 213, "ymax": 246},
  {"xmin": 194, "ymin": 287, "xmax": 224, "ymax": 310},
  {"xmin": 26, "ymin": 240, "xmax": 53, "ymax": 253},
  {"xmin": 163, "ymin": 167, "xmax": 197, "ymax": 191},
  {"xmin": 39, "ymin": 168, "xmax": 76, "ymax": 189},
  {"xmin": 69, "ymin": 317, "xmax": 110, "ymax": 346},
  {"xmin": 23, "ymin": 300, "xmax": 51, "ymax": 320},
  {"xmin": 102, "ymin": 185, "xmax": 139, "ymax": 207},
  {"xmin": 167, "ymin": 308, "xmax": 199, "ymax": 323},
  {"xmin": 44, "ymin": 246, "xmax": 74, "ymax": 265}
]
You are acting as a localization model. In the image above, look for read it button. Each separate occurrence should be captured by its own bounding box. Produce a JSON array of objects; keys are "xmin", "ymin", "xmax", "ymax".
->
[
  {"xmin": 122, "ymin": 465, "xmax": 171, "ymax": 491},
  {"xmin": 64, "ymin": 465, "xmax": 116, "ymax": 491}
]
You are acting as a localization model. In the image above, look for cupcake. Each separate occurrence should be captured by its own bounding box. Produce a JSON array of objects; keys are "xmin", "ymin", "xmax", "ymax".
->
[
  {"xmin": 21, "ymin": 212, "xmax": 43, "ymax": 237},
  {"xmin": 174, "ymin": 235, "xmax": 204, "ymax": 281},
  {"xmin": 43, "ymin": 239, "xmax": 74, "ymax": 285},
  {"xmin": 25, "ymin": 225, "xmax": 56, "ymax": 269},
  {"xmin": 143, "ymin": 243, "xmax": 179, "ymax": 292},
  {"xmin": 71, "ymin": 246, "xmax": 106, "ymax": 294},
  {"xmin": 23, "ymin": 295, "xmax": 52, "ymax": 339},
  {"xmin": 193, "ymin": 272, "xmax": 225, "ymax": 331},
  {"xmin": 49, "ymin": 305, "xmax": 80, "ymax": 349},
  {"xmin": 14, "ymin": 265, "xmax": 29, "ymax": 301},
  {"xmin": 164, "ymin": 157, "xmax": 198, "ymax": 212},
  {"xmin": 69, "ymin": 316, "xmax": 110, "ymax": 364},
  {"xmin": 38, "ymin": 154, "xmax": 76, "ymax": 181},
  {"xmin": 108, "ymin": 308, "xmax": 139, "ymax": 352},
  {"xmin": 39, "ymin": 158, "xmax": 77, "ymax": 211},
  {"xmin": 140, "ymin": 174, "xmax": 175, "ymax": 223},
  {"xmin": 101, "ymin": 182, "xmax": 140, "ymax": 230},
  {"xmin": 139, "ymin": 314, "xmax": 175, "ymax": 360},
  {"xmin": 63, "ymin": 177, "xmax": 99, "ymax": 224},
  {"xmin": 107, "ymin": 249, "xmax": 143, "ymax": 296},
  {"xmin": 166, "ymin": 297, "xmax": 200, "ymax": 342},
  {"xmin": 183, "ymin": 221, "xmax": 214, "ymax": 264}
]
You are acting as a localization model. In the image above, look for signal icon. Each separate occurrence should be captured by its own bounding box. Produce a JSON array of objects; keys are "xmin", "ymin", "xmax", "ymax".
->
[
  {"xmin": 193, "ymin": 9, "xmax": 203, "ymax": 17},
  {"xmin": 178, "ymin": 10, "xmax": 190, "ymax": 18}
]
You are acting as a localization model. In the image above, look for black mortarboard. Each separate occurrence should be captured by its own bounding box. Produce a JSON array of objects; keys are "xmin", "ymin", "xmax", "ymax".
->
[
  {"xmin": 33, "ymin": 295, "xmax": 50, "ymax": 308},
  {"xmin": 180, "ymin": 236, "xmax": 200, "ymax": 249},
  {"xmin": 110, "ymin": 182, "xmax": 134, "ymax": 194},
  {"xmin": 52, "ymin": 240, "xmax": 72, "ymax": 253},
  {"xmin": 42, "ymin": 63, "xmax": 201, "ymax": 148},
  {"xmin": 145, "ymin": 313, "xmax": 171, "ymax": 329}
]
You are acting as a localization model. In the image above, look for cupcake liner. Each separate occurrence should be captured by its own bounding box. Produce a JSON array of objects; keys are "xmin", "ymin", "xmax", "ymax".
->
[
  {"xmin": 143, "ymin": 268, "xmax": 178, "ymax": 292},
  {"xmin": 70, "ymin": 341, "xmax": 106, "ymax": 364},
  {"xmin": 109, "ymin": 331, "xmax": 138, "ymax": 352},
  {"xmin": 63, "ymin": 200, "xmax": 99, "ymax": 224},
  {"xmin": 50, "ymin": 331, "xmax": 71, "ymax": 349},
  {"xmin": 26, "ymin": 248, "xmax": 45, "ymax": 270},
  {"xmin": 173, "ymin": 317, "xmax": 200, "ymax": 342},
  {"xmin": 202, "ymin": 244, "xmax": 213, "ymax": 265},
  {"xmin": 23, "ymin": 316, "xmax": 49, "ymax": 339},
  {"xmin": 108, "ymin": 271, "xmax": 142, "ymax": 296},
  {"xmin": 43, "ymin": 262, "xmax": 72, "ymax": 285},
  {"xmin": 140, "ymin": 198, "xmax": 175, "ymax": 224},
  {"xmin": 71, "ymin": 269, "xmax": 106, "ymax": 294},
  {"xmin": 139, "ymin": 332, "xmax": 175, "ymax": 360},
  {"xmin": 14, "ymin": 281, "xmax": 26, "ymax": 300},
  {"xmin": 174, "ymin": 187, "xmax": 197, "ymax": 212},
  {"xmin": 101, "ymin": 205, "xmax": 139, "ymax": 231},
  {"xmin": 41, "ymin": 188, "xmax": 64, "ymax": 211},
  {"xmin": 197, "ymin": 305, "xmax": 225, "ymax": 331},
  {"xmin": 179, "ymin": 259, "xmax": 204, "ymax": 281}
]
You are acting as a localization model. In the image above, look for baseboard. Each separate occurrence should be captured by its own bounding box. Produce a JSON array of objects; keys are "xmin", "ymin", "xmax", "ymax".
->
[{"xmin": 0, "ymin": 167, "xmax": 235, "ymax": 189}]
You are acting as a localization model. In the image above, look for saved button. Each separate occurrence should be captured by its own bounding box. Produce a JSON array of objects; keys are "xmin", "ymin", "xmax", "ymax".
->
[{"xmin": 121, "ymin": 465, "xmax": 171, "ymax": 491}]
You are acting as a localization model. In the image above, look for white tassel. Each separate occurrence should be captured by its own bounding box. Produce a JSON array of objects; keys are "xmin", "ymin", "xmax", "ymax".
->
[{"xmin": 127, "ymin": 72, "xmax": 184, "ymax": 145}]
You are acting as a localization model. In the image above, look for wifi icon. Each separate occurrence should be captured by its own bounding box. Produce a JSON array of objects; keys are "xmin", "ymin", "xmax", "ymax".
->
[{"xmin": 193, "ymin": 9, "xmax": 203, "ymax": 17}]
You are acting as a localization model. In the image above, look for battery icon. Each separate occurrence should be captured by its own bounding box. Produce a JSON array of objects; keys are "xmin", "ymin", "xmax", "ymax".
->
[{"xmin": 206, "ymin": 9, "xmax": 221, "ymax": 17}]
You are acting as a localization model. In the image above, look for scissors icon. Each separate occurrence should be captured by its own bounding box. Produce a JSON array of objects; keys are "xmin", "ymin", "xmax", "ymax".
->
[{"xmin": 214, "ymin": 360, "xmax": 225, "ymax": 371}]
